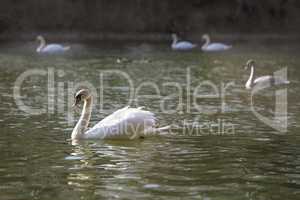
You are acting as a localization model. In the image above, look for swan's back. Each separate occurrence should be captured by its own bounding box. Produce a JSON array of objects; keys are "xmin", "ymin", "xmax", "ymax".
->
[
  {"xmin": 41, "ymin": 44, "xmax": 68, "ymax": 54},
  {"xmin": 84, "ymin": 106, "xmax": 156, "ymax": 139},
  {"xmin": 202, "ymin": 43, "xmax": 231, "ymax": 52},
  {"xmin": 254, "ymin": 76, "xmax": 273, "ymax": 85},
  {"xmin": 172, "ymin": 41, "xmax": 197, "ymax": 50},
  {"xmin": 254, "ymin": 75, "xmax": 289, "ymax": 86}
]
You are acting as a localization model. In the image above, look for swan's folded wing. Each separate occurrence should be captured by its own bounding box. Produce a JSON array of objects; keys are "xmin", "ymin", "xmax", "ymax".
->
[
  {"xmin": 42, "ymin": 44, "xmax": 66, "ymax": 53},
  {"xmin": 86, "ymin": 106, "xmax": 156, "ymax": 139},
  {"xmin": 174, "ymin": 41, "xmax": 197, "ymax": 50},
  {"xmin": 206, "ymin": 43, "xmax": 231, "ymax": 51},
  {"xmin": 94, "ymin": 106, "xmax": 130, "ymax": 127},
  {"xmin": 254, "ymin": 76, "xmax": 273, "ymax": 84}
]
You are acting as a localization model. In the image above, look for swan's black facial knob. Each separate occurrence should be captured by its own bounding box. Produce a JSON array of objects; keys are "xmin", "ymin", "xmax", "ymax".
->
[
  {"xmin": 73, "ymin": 89, "xmax": 90, "ymax": 107},
  {"xmin": 73, "ymin": 95, "xmax": 82, "ymax": 107}
]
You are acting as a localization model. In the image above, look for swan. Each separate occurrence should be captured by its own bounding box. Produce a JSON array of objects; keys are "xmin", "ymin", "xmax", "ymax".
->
[
  {"xmin": 36, "ymin": 35, "xmax": 70, "ymax": 54},
  {"xmin": 171, "ymin": 33, "xmax": 197, "ymax": 51},
  {"xmin": 245, "ymin": 59, "xmax": 290, "ymax": 90},
  {"xmin": 71, "ymin": 89, "xmax": 170, "ymax": 140},
  {"xmin": 201, "ymin": 34, "xmax": 232, "ymax": 52}
]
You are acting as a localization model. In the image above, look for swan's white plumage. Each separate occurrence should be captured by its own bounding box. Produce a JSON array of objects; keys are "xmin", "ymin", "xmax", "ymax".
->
[
  {"xmin": 81, "ymin": 106, "xmax": 159, "ymax": 139},
  {"xmin": 40, "ymin": 44, "xmax": 69, "ymax": 54},
  {"xmin": 172, "ymin": 41, "xmax": 197, "ymax": 51},
  {"xmin": 171, "ymin": 33, "xmax": 197, "ymax": 51},
  {"xmin": 253, "ymin": 76, "xmax": 273, "ymax": 85},
  {"xmin": 36, "ymin": 35, "xmax": 70, "ymax": 54},
  {"xmin": 201, "ymin": 34, "xmax": 232, "ymax": 52},
  {"xmin": 254, "ymin": 76, "xmax": 289, "ymax": 86},
  {"xmin": 201, "ymin": 43, "xmax": 232, "ymax": 52},
  {"xmin": 244, "ymin": 60, "xmax": 290, "ymax": 89}
]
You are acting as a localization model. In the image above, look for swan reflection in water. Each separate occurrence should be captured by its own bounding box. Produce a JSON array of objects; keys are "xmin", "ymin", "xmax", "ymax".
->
[{"xmin": 65, "ymin": 139, "xmax": 165, "ymax": 194}]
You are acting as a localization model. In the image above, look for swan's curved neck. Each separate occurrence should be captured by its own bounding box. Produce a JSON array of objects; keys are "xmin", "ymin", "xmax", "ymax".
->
[
  {"xmin": 202, "ymin": 36, "xmax": 210, "ymax": 48},
  {"xmin": 172, "ymin": 35, "xmax": 178, "ymax": 47},
  {"xmin": 246, "ymin": 66, "xmax": 255, "ymax": 89},
  {"xmin": 37, "ymin": 38, "xmax": 46, "ymax": 52},
  {"xmin": 71, "ymin": 96, "xmax": 93, "ymax": 139}
]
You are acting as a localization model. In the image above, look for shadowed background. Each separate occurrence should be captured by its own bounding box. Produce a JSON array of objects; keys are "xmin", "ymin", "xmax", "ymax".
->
[{"xmin": 0, "ymin": 0, "xmax": 299, "ymax": 41}]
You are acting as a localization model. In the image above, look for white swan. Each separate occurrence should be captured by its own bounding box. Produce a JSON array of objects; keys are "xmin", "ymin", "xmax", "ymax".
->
[
  {"xmin": 171, "ymin": 33, "xmax": 197, "ymax": 51},
  {"xmin": 36, "ymin": 35, "xmax": 70, "ymax": 54},
  {"xmin": 245, "ymin": 59, "xmax": 290, "ymax": 90},
  {"xmin": 71, "ymin": 89, "xmax": 170, "ymax": 140},
  {"xmin": 201, "ymin": 34, "xmax": 232, "ymax": 52}
]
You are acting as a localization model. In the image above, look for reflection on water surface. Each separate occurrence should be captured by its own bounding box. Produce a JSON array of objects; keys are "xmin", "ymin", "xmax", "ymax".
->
[{"xmin": 0, "ymin": 41, "xmax": 299, "ymax": 200}]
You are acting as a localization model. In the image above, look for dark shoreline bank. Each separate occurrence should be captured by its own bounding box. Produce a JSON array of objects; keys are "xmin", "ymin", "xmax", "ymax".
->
[{"xmin": 1, "ymin": 0, "xmax": 300, "ymax": 43}]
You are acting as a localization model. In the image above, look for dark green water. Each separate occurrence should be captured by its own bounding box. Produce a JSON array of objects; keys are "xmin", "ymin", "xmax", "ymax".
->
[{"xmin": 0, "ymin": 41, "xmax": 300, "ymax": 200}]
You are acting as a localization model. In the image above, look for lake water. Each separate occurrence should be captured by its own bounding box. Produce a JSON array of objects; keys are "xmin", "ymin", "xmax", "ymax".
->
[{"xmin": 0, "ymin": 40, "xmax": 300, "ymax": 200}]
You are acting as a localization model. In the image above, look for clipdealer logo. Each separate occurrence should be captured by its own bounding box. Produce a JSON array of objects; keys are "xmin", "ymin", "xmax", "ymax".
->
[{"xmin": 250, "ymin": 67, "xmax": 289, "ymax": 133}]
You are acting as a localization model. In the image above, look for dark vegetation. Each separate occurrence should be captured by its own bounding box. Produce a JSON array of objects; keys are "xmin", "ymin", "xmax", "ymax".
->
[{"xmin": 0, "ymin": 0, "xmax": 299, "ymax": 39}]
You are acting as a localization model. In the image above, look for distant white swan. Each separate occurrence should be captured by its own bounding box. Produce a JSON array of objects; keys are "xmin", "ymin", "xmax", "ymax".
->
[
  {"xmin": 201, "ymin": 34, "xmax": 232, "ymax": 52},
  {"xmin": 36, "ymin": 35, "xmax": 70, "ymax": 54},
  {"xmin": 71, "ymin": 89, "xmax": 170, "ymax": 140},
  {"xmin": 245, "ymin": 59, "xmax": 289, "ymax": 89},
  {"xmin": 171, "ymin": 33, "xmax": 197, "ymax": 51}
]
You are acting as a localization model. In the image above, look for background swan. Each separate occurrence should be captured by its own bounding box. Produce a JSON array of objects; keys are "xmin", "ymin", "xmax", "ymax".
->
[
  {"xmin": 36, "ymin": 35, "xmax": 70, "ymax": 54},
  {"xmin": 245, "ymin": 59, "xmax": 289, "ymax": 89},
  {"xmin": 201, "ymin": 34, "xmax": 232, "ymax": 52},
  {"xmin": 71, "ymin": 89, "xmax": 170, "ymax": 140},
  {"xmin": 171, "ymin": 33, "xmax": 197, "ymax": 51}
]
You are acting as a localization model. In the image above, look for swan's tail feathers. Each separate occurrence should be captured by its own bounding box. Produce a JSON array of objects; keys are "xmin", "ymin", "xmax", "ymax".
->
[
  {"xmin": 142, "ymin": 125, "xmax": 173, "ymax": 137},
  {"xmin": 157, "ymin": 125, "xmax": 171, "ymax": 132},
  {"xmin": 276, "ymin": 79, "xmax": 290, "ymax": 85},
  {"xmin": 155, "ymin": 125, "xmax": 173, "ymax": 136},
  {"xmin": 64, "ymin": 46, "xmax": 71, "ymax": 51},
  {"xmin": 226, "ymin": 45, "xmax": 232, "ymax": 50}
]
